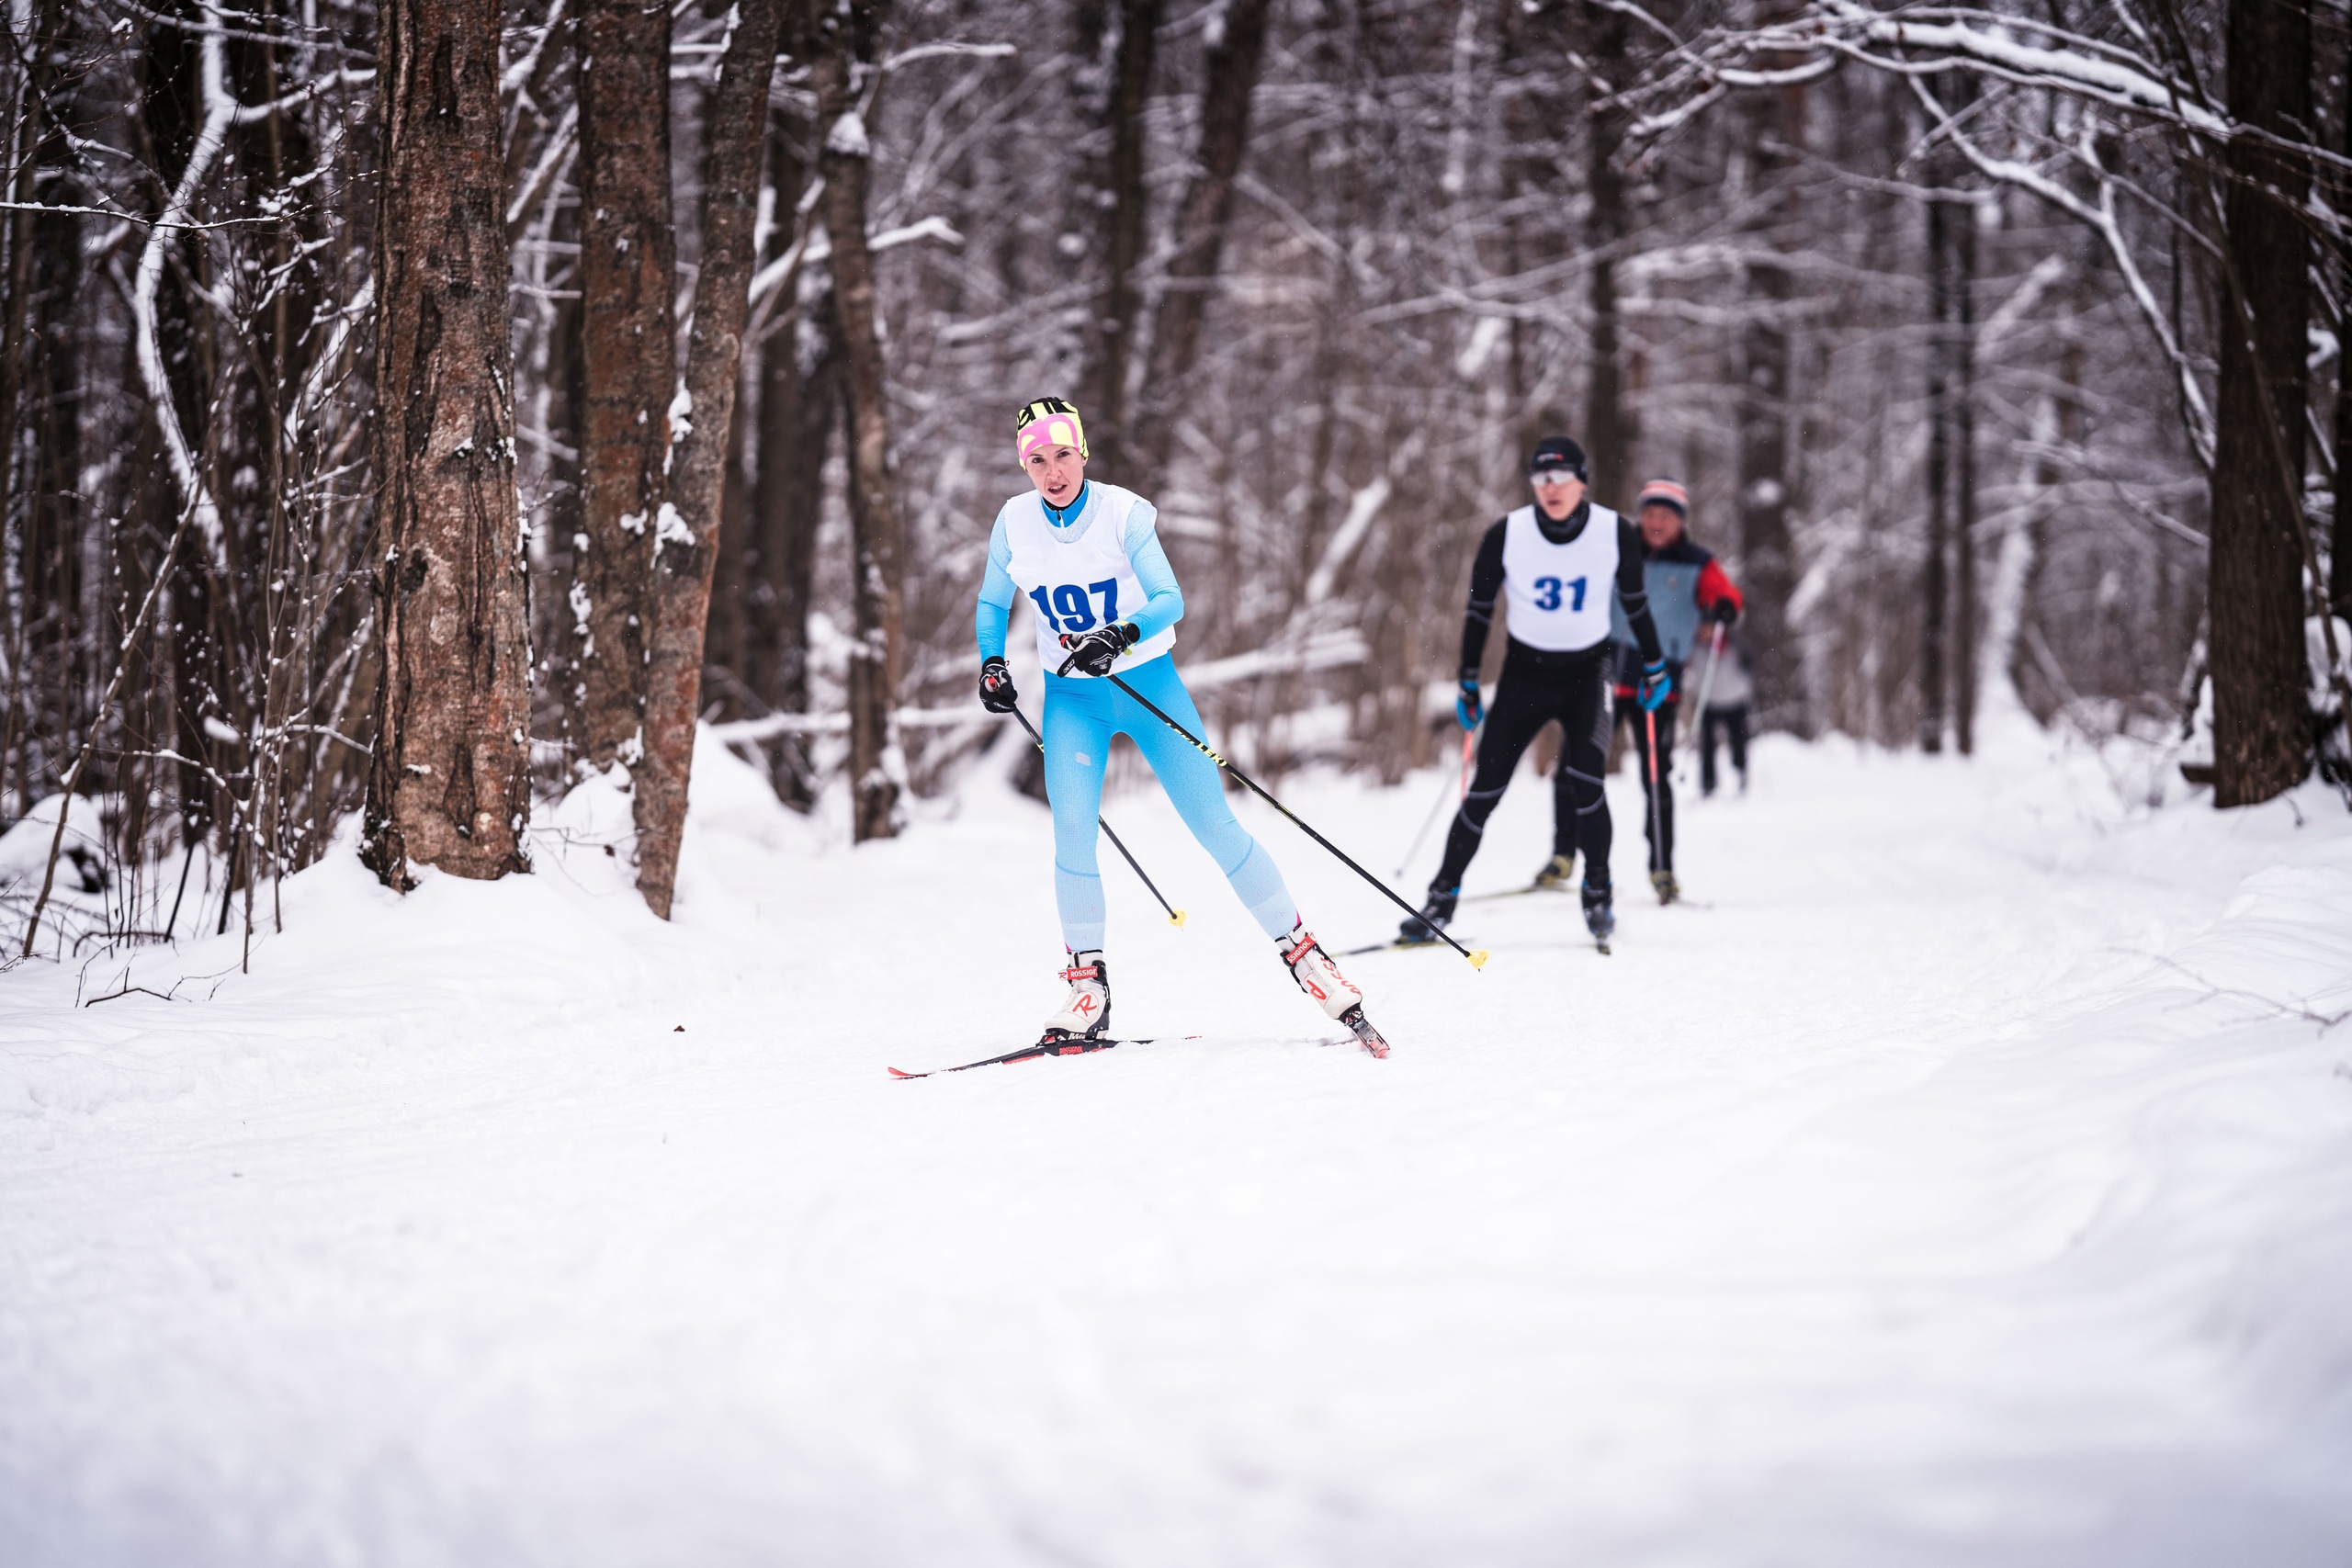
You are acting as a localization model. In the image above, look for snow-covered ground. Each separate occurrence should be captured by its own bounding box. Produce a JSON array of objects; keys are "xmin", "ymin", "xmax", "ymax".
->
[{"xmin": 5, "ymin": 717, "xmax": 2350, "ymax": 1566}]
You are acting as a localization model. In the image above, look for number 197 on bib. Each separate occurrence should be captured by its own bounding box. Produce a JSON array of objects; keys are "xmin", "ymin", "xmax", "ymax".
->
[{"xmin": 1030, "ymin": 579, "xmax": 1121, "ymax": 633}]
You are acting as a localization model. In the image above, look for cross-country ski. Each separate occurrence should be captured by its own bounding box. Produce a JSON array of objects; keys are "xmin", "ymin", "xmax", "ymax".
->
[{"xmin": 887, "ymin": 1034, "xmax": 1165, "ymax": 1078}]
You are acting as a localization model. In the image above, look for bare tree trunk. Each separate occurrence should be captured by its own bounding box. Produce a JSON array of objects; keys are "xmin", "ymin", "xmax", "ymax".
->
[
  {"xmin": 1079, "ymin": 0, "xmax": 1159, "ymax": 476},
  {"xmin": 2335, "ymin": 35, "xmax": 2352, "ymax": 624},
  {"xmin": 738, "ymin": 76, "xmax": 832, "ymax": 811},
  {"xmin": 362, "ymin": 0, "xmax": 533, "ymax": 886},
  {"xmin": 1736, "ymin": 49, "xmax": 1804, "ymax": 731},
  {"xmin": 809, "ymin": 0, "xmax": 904, "ymax": 841},
  {"xmin": 1581, "ymin": 0, "xmax": 1631, "ymax": 506},
  {"xmin": 707, "ymin": 371, "xmax": 753, "ymax": 692},
  {"xmin": 571, "ymin": 0, "xmax": 675, "ymax": 775},
  {"xmin": 635, "ymin": 0, "xmax": 785, "ymax": 919},
  {"xmin": 2017, "ymin": 328, "xmax": 2083, "ymax": 712},
  {"xmin": 1921, "ymin": 190, "xmax": 1950, "ymax": 753},
  {"xmin": 0, "ymin": 0, "xmax": 46, "ymax": 616},
  {"xmin": 1953, "ymin": 187, "xmax": 1980, "ymax": 756},
  {"xmin": 752, "ymin": 283, "xmax": 842, "ymax": 811},
  {"xmin": 1502, "ymin": 0, "xmax": 1570, "ymax": 452},
  {"xmin": 2209, "ymin": 0, "xmax": 2312, "ymax": 805},
  {"xmin": 1135, "ymin": 0, "xmax": 1272, "ymax": 487}
]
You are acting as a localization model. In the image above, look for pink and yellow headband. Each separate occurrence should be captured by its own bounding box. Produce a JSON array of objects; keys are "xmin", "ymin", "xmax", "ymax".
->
[{"xmin": 1015, "ymin": 397, "xmax": 1089, "ymax": 465}]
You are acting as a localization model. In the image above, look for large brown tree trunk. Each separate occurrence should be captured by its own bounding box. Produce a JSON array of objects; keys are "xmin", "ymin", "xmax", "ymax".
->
[
  {"xmin": 809, "ymin": 0, "xmax": 905, "ymax": 841},
  {"xmin": 635, "ymin": 0, "xmax": 786, "ymax": 919},
  {"xmin": 571, "ymin": 0, "xmax": 676, "ymax": 775},
  {"xmin": 1079, "ymin": 0, "xmax": 1159, "ymax": 477},
  {"xmin": 361, "ymin": 0, "xmax": 533, "ymax": 886},
  {"xmin": 1135, "ymin": 0, "xmax": 1272, "ymax": 487},
  {"xmin": 1581, "ymin": 0, "xmax": 1631, "ymax": 507},
  {"xmin": 2208, "ymin": 0, "xmax": 2312, "ymax": 805}
]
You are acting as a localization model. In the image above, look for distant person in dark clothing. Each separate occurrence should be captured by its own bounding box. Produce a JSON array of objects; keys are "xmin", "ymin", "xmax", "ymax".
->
[
  {"xmin": 1609, "ymin": 479, "xmax": 1741, "ymax": 904},
  {"xmin": 1689, "ymin": 627, "xmax": 1753, "ymax": 796}
]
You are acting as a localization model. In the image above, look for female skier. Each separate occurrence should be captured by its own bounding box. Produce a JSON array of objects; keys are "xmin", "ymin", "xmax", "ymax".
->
[{"xmin": 973, "ymin": 397, "xmax": 1385, "ymax": 1053}]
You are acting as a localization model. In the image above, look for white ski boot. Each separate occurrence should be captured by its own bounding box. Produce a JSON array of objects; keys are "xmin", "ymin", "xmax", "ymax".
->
[
  {"xmin": 1277, "ymin": 924, "xmax": 1389, "ymax": 1058},
  {"xmin": 1041, "ymin": 951, "xmax": 1112, "ymax": 1043}
]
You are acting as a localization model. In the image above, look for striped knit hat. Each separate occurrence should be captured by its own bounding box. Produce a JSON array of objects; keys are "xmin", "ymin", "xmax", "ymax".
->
[
  {"xmin": 1015, "ymin": 396, "xmax": 1089, "ymax": 464},
  {"xmin": 1635, "ymin": 479, "xmax": 1690, "ymax": 516}
]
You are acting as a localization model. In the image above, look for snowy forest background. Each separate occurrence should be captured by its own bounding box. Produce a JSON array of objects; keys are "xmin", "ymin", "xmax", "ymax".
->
[{"xmin": 4, "ymin": 0, "xmax": 2351, "ymax": 946}]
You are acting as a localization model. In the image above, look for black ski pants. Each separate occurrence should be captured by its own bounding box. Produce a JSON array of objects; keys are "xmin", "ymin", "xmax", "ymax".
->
[
  {"xmin": 1432, "ymin": 637, "xmax": 1615, "ymax": 894},
  {"xmin": 1701, "ymin": 705, "xmax": 1748, "ymax": 795},
  {"xmin": 1619, "ymin": 700, "xmax": 1680, "ymax": 874}
]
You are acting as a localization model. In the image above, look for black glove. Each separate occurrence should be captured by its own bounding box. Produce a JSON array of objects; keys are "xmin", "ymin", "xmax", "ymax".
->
[
  {"xmin": 1710, "ymin": 598, "xmax": 1739, "ymax": 626},
  {"xmin": 1059, "ymin": 621, "xmax": 1140, "ymax": 677},
  {"xmin": 1455, "ymin": 671, "xmax": 1484, "ymax": 730},
  {"xmin": 978, "ymin": 655, "xmax": 1020, "ymax": 713}
]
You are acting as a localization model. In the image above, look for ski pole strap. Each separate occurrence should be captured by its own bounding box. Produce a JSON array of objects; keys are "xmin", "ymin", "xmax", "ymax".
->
[
  {"xmin": 1012, "ymin": 703, "xmax": 1186, "ymax": 927},
  {"xmin": 1104, "ymin": 672, "xmax": 1489, "ymax": 970}
]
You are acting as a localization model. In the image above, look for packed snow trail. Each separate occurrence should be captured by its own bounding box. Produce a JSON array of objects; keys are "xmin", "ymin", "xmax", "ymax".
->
[{"xmin": 4, "ymin": 723, "xmax": 2350, "ymax": 1566}]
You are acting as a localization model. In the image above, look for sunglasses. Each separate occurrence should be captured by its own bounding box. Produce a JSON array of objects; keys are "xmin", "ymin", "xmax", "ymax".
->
[{"xmin": 1529, "ymin": 469, "xmax": 1582, "ymax": 489}]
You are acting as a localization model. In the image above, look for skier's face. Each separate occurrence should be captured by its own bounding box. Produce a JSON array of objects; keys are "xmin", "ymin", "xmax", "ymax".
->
[
  {"xmin": 1026, "ymin": 444, "xmax": 1086, "ymax": 508},
  {"xmin": 1531, "ymin": 472, "xmax": 1584, "ymax": 520},
  {"xmin": 1640, "ymin": 502, "xmax": 1686, "ymax": 550}
]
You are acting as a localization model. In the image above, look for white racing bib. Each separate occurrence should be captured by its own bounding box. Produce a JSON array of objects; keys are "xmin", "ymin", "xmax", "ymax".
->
[
  {"xmin": 1500, "ymin": 502, "xmax": 1620, "ymax": 653},
  {"xmin": 1001, "ymin": 482, "xmax": 1178, "ymax": 677}
]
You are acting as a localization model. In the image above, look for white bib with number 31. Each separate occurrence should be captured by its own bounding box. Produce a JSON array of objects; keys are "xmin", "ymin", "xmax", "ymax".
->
[
  {"xmin": 1001, "ymin": 482, "xmax": 1178, "ymax": 677},
  {"xmin": 1500, "ymin": 502, "xmax": 1620, "ymax": 653}
]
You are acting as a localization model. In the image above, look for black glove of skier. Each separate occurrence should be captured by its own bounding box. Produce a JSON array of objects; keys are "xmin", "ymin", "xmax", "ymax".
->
[
  {"xmin": 1709, "ymin": 598, "xmax": 1739, "ymax": 626},
  {"xmin": 1455, "ymin": 671, "xmax": 1484, "ymax": 730},
  {"xmin": 1058, "ymin": 621, "xmax": 1140, "ymax": 677},
  {"xmin": 978, "ymin": 656, "xmax": 1020, "ymax": 713}
]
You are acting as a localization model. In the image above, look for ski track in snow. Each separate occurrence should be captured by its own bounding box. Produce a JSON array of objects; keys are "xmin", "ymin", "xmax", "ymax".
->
[{"xmin": 4, "ymin": 722, "xmax": 2350, "ymax": 1566}]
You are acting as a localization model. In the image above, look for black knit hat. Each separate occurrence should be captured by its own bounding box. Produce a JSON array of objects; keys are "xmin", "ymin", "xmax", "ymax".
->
[{"xmin": 1528, "ymin": 437, "xmax": 1589, "ymax": 480}]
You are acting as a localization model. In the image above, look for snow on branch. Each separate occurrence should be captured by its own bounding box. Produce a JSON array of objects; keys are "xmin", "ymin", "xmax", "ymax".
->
[
  {"xmin": 882, "ymin": 40, "xmax": 1018, "ymax": 73},
  {"xmin": 869, "ymin": 215, "xmax": 964, "ymax": 252},
  {"xmin": 132, "ymin": 0, "xmax": 237, "ymax": 567},
  {"xmin": 1907, "ymin": 79, "xmax": 2215, "ymax": 466},
  {"xmin": 1738, "ymin": 3, "xmax": 2225, "ymax": 139}
]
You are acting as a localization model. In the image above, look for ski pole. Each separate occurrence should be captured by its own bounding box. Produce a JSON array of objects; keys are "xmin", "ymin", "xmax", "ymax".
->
[
  {"xmin": 1090, "ymin": 666, "xmax": 1490, "ymax": 970},
  {"xmin": 1643, "ymin": 705, "xmax": 1665, "ymax": 881},
  {"xmin": 1395, "ymin": 725, "xmax": 1476, "ymax": 879},
  {"xmin": 1008, "ymin": 703, "xmax": 1187, "ymax": 927},
  {"xmin": 1674, "ymin": 623, "xmax": 1726, "ymax": 789}
]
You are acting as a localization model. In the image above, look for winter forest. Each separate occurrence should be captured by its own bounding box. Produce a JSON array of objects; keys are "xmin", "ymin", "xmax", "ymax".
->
[
  {"xmin": 0, "ymin": 0, "xmax": 2346, "ymax": 942},
  {"xmin": 7, "ymin": 1, "xmax": 2352, "ymax": 1560}
]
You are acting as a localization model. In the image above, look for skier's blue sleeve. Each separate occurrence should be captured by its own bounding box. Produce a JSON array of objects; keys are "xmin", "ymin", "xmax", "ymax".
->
[
  {"xmin": 975, "ymin": 510, "xmax": 1016, "ymax": 659},
  {"xmin": 1122, "ymin": 502, "xmax": 1184, "ymax": 641}
]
